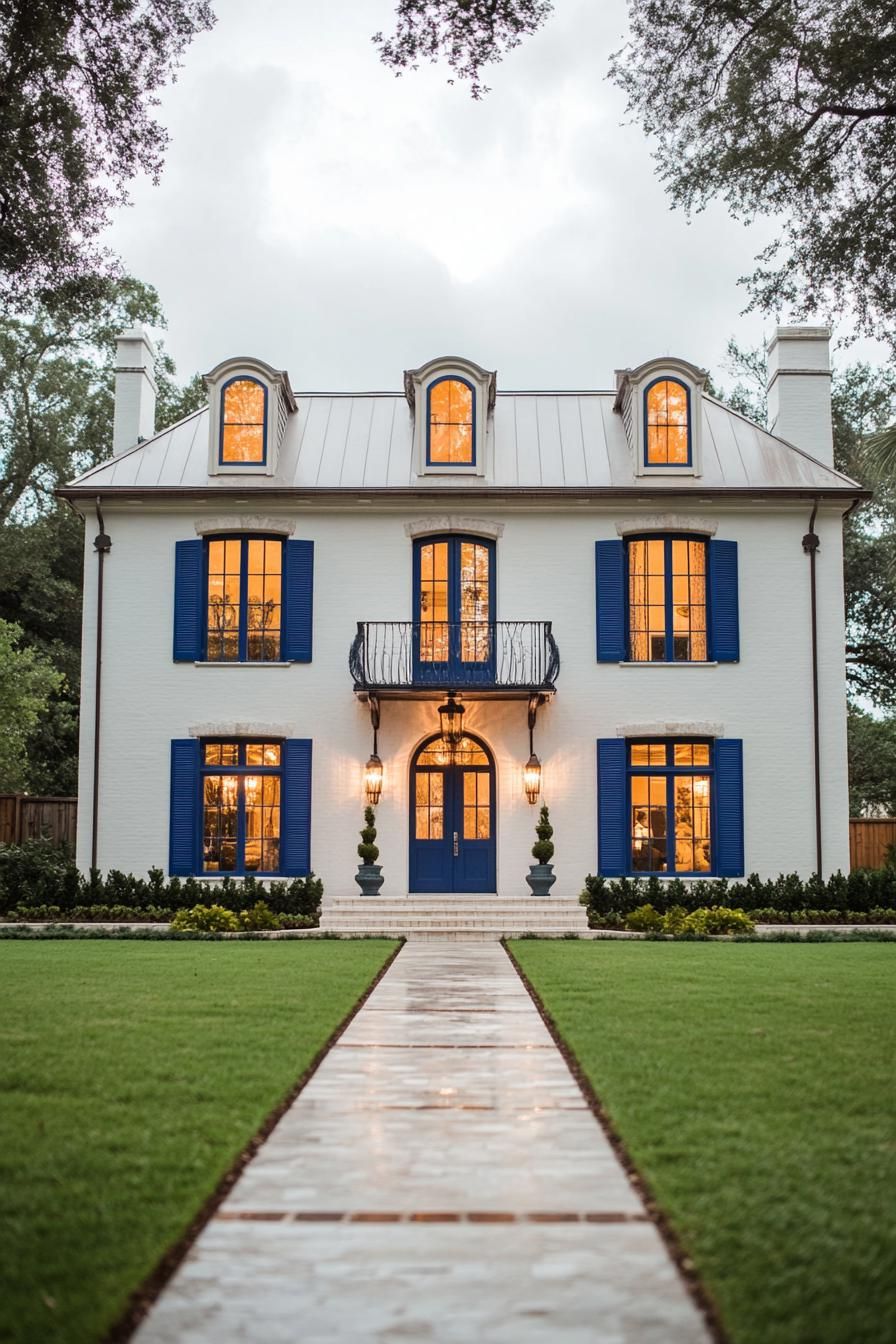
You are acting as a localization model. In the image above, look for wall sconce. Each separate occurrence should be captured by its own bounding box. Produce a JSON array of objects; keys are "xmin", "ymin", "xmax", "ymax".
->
[
  {"xmin": 438, "ymin": 694, "xmax": 465, "ymax": 746},
  {"xmin": 364, "ymin": 752, "xmax": 383, "ymax": 805},
  {"xmin": 523, "ymin": 752, "xmax": 542, "ymax": 804}
]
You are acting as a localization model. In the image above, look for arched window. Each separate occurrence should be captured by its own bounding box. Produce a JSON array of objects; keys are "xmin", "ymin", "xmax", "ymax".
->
[
  {"xmin": 220, "ymin": 376, "xmax": 267, "ymax": 464},
  {"xmin": 644, "ymin": 378, "xmax": 690, "ymax": 466},
  {"xmin": 427, "ymin": 377, "xmax": 475, "ymax": 465}
]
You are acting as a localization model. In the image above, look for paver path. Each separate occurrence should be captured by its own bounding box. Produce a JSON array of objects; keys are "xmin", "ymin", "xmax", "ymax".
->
[{"xmin": 134, "ymin": 942, "xmax": 712, "ymax": 1343}]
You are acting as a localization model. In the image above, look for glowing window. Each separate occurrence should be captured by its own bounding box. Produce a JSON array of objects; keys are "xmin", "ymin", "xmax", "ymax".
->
[
  {"xmin": 629, "ymin": 740, "xmax": 712, "ymax": 875},
  {"xmin": 627, "ymin": 536, "xmax": 707, "ymax": 662},
  {"xmin": 417, "ymin": 736, "xmax": 489, "ymax": 767},
  {"xmin": 206, "ymin": 536, "xmax": 282, "ymax": 662},
  {"xmin": 427, "ymin": 377, "xmax": 475, "ymax": 465},
  {"xmin": 201, "ymin": 740, "xmax": 281, "ymax": 874},
  {"xmin": 645, "ymin": 378, "xmax": 690, "ymax": 466},
  {"xmin": 220, "ymin": 377, "xmax": 267, "ymax": 464}
]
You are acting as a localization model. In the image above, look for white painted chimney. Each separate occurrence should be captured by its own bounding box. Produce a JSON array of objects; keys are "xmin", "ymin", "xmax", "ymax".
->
[
  {"xmin": 112, "ymin": 328, "xmax": 157, "ymax": 455},
  {"xmin": 766, "ymin": 325, "xmax": 833, "ymax": 465}
]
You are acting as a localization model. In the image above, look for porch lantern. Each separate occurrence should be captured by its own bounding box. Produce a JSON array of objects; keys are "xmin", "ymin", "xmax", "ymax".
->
[
  {"xmin": 437, "ymin": 694, "xmax": 465, "ymax": 746},
  {"xmin": 524, "ymin": 752, "xmax": 542, "ymax": 804},
  {"xmin": 364, "ymin": 752, "xmax": 383, "ymax": 805}
]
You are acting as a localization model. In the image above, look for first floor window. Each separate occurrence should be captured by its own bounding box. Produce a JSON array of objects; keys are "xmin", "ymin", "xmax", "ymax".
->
[
  {"xmin": 629, "ymin": 740, "xmax": 712, "ymax": 874},
  {"xmin": 206, "ymin": 536, "xmax": 282, "ymax": 662},
  {"xmin": 201, "ymin": 740, "xmax": 281, "ymax": 873}
]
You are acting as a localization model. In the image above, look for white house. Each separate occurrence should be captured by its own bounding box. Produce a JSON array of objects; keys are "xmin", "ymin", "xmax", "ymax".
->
[{"xmin": 59, "ymin": 327, "xmax": 865, "ymax": 932}]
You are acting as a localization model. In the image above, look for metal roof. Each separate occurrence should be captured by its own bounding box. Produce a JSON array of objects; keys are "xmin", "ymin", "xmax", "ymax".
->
[{"xmin": 61, "ymin": 392, "xmax": 864, "ymax": 497}]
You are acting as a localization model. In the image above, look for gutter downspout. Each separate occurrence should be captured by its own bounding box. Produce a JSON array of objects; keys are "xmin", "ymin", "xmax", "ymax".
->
[
  {"xmin": 802, "ymin": 502, "xmax": 822, "ymax": 876},
  {"xmin": 91, "ymin": 499, "xmax": 112, "ymax": 872}
]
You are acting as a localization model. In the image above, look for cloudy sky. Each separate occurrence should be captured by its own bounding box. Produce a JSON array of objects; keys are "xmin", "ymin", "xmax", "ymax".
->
[{"xmin": 107, "ymin": 0, "xmax": 834, "ymax": 393}]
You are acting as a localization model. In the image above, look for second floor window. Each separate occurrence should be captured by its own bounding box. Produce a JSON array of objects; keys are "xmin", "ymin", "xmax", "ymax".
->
[
  {"xmin": 206, "ymin": 536, "xmax": 282, "ymax": 661},
  {"xmin": 220, "ymin": 376, "xmax": 267, "ymax": 464},
  {"xmin": 628, "ymin": 535, "xmax": 707, "ymax": 662},
  {"xmin": 427, "ymin": 377, "xmax": 475, "ymax": 465}
]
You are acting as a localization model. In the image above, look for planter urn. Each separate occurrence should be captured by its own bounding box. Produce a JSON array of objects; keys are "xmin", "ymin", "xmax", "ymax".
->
[
  {"xmin": 355, "ymin": 863, "xmax": 384, "ymax": 896},
  {"xmin": 526, "ymin": 863, "xmax": 556, "ymax": 897}
]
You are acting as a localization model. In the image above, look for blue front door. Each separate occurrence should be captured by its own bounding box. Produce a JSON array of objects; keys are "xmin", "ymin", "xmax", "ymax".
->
[
  {"xmin": 413, "ymin": 536, "xmax": 495, "ymax": 685},
  {"xmin": 409, "ymin": 735, "xmax": 496, "ymax": 893}
]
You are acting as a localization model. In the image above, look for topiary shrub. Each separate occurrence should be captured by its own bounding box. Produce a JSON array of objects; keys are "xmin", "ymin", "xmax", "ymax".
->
[
  {"xmin": 531, "ymin": 805, "xmax": 554, "ymax": 864},
  {"xmin": 358, "ymin": 806, "xmax": 380, "ymax": 865},
  {"xmin": 625, "ymin": 903, "xmax": 663, "ymax": 932},
  {"xmin": 170, "ymin": 904, "xmax": 239, "ymax": 933}
]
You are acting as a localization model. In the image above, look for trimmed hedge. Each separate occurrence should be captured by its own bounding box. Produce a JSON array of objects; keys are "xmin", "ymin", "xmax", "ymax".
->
[
  {"xmin": 581, "ymin": 869, "xmax": 896, "ymax": 924},
  {"xmin": 0, "ymin": 842, "xmax": 323, "ymax": 923}
]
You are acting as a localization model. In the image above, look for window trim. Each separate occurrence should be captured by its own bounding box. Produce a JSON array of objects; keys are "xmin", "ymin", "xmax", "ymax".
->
[
  {"xmin": 627, "ymin": 737, "xmax": 716, "ymax": 877},
  {"xmin": 199, "ymin": 738, "xmax": 283, "ymax": 877},
  {"xmin": 203, "ymin": 532, "xmax": 284, "ymax": 663},
  {"xmin": 624, "ymin": 532, "xmax": 709, "ymax": 664},
  {"xmin": 643, "ymin": 376, "xmax": 691, "ymax": 469},
  {"xmin": 218, "ymin": 374, "xmax": 269, "ymax": 467},
  {"xmin": 425, "ymin": 375, "xmax": 477, "ymax": 468}
]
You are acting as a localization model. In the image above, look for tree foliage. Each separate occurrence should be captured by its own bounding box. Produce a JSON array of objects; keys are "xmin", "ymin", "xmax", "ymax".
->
[
  {"xmin": 0, "ymin": 0, "xmax": 214, "ymax": 300},
  {"xmin": 609, "ymin": 2, "xmax": 896, "ymax": 348},
  {"xmin": 373, "ymin": 0, "xmax": 552, "ymax": 97},
  {"xmin": 847, "ymin": 707, "xmax": 896, "ymax": 815},
  {"xmin": 0, "ymin": 618, "xmax": 62, "ymax": 791}
]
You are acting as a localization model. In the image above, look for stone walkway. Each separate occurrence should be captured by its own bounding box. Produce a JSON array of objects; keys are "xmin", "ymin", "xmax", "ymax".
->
[{"xmin": 134, "ymin": 942, "xmax": 711, "ymax": 1343}]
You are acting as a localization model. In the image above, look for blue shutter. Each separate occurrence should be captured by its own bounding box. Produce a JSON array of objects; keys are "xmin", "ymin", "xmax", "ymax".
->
[
  {"xmin": 173, "ymin": 540, "xmax": 204, "ymax": 661},
  {"xmin": 281, "ymin": 739, "xmax": 312, "ymax": 875},
  {"xmin": 169, "ymin": 739, "xmax": 199, "ymax": 875},
  {"xmin": 595, "ymin": 540, "xmax": 626, "ymax": 661},
  {"xmin": 709, "ymin": 540, "xmax": 739, "ymax": 662},
  {"xmin": 283, "ymin": 540, "xmax": 314, "ymax": 662},
  {"xmin": 715, "ymin": 739, "xmax": 744, "ymax": 877},
  {"xmin": 597, "ymin": 739, "xmax": 628, "ymax": 876}
]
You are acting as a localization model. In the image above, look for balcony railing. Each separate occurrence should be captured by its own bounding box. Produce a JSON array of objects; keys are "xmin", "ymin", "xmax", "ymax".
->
[{"xmin": 350, "ymin": 622, "xmax": 560, "ymax": 693}]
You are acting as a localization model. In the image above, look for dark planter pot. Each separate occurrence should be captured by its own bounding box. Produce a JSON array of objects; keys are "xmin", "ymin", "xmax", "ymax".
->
[
  {"xmin": 355, "ymin": 864, "xmax": 384, "ymax": 896},
  {"xmin": 526, "ymin": 863, "xmax": 556, "ymax": 897}
]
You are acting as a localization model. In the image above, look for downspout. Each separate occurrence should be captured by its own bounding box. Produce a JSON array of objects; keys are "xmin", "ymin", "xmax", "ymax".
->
[
  {"xmin": 802, "ymin": 502, "xmax": 822, "ymax": 876},
  {"xmin": 91, "ymin": 499, "xmax": 112, "ymax": 872}
]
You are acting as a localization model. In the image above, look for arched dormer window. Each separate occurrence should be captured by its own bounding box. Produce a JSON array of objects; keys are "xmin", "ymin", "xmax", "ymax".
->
[
  {"xmin": 405, "ymin": 355, "xmax": 496, "ymax": 478},
  {"xmin": 220, "ymin": 376, "xmax": 267, "ymax": 465},
  {"xmin": 427, "ymin": 376, "xmax": 475, "ymax": 465},
  {"xmin": 644, "ymin": 378, "xmax": 690, "ymax": 467},
  {"xmin": 613, "ymin": 356, "xmax": 706, "ymax": 478},
  {"xmin": 204, "ymin": 356, "xmax": 296, "ymax": 477}
]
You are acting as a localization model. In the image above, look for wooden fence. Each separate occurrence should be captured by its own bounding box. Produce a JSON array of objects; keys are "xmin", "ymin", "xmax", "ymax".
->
[
  {"xmin": 0, "ymin": 795, "xmax": 77, "ymax": 848},
  {"xmin": 849, "ymin": 818, "xmax": 896, "ymax": 871}
]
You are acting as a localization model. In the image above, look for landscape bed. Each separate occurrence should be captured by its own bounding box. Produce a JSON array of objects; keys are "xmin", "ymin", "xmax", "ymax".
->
[
  {"xmin": 0, "ymin": 939, "xmax": 397, "ymax": 1344},
  {"xmin": 508, "ymin": 940, "xmax": 896, "ymax": 1344}
]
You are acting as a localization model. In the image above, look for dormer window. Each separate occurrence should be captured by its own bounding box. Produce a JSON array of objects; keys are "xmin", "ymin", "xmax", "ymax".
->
[
  {"xmin": 428, "ymin": 377, "xmax": 475, "ymax": 465},
  {"xmin": 614, "ymin": 357, "xmax": 706, "ymax": 478},
  {"xmin": 405, "ymin": 355, "xmax": 496, "ymax": 478},
  {"xmin": 645, "ymin": 378, "xmax": 690, "ymax": 467},
  {"xmin": 220, "ymin": 377, "xmax": 267, "ymax": 465},
  {"xmin": 204, "ymin": 356, "xmax": 296, "ymax": 477}
]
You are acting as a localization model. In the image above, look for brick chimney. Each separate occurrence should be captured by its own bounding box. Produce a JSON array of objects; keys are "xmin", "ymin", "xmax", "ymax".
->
[
  {"xmin": 112, "ymin": 328, "xmax": 157, "ymax": 455},
  {"xmin": 765, "ymin": 326, "xmax": 833, "ymax": 465}
]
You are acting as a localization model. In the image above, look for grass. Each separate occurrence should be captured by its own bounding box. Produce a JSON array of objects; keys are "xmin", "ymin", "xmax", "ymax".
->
[
  {"xmin": 0, "ymin": 939, "xmax": 397, "ymax": 1344},
  {"xmin": 509, "ymin": 941, "xmax": 896, "ymax": 1344}
]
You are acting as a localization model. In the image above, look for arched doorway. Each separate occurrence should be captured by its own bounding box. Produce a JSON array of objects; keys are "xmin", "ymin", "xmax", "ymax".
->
[{"xmin": 409, "ymin": 732, "xmax": 496, "ymax": 893}]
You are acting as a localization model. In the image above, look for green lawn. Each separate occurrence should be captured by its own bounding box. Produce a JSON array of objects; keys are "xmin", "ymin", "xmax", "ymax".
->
[
  {"xmin": 0, "ymin": 940, "xmax": 396, "ymax": 1344},
  {"xmin": 509, "ymin": 941, "xmax": 896, "ymax": 1344}
]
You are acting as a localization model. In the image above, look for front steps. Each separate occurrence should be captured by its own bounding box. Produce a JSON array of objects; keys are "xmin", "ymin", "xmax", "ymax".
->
[{"xmin": 318, "ymin": 894, "xmax": 590, "ymax": 940}]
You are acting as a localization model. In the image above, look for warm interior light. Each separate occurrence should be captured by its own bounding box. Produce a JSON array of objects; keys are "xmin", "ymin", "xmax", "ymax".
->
[
  {"xmin": 364, "ymin": 753, "xmax": 383, "ymax": 805},
  {"xmin": 524, "ymin": 752, "xmax": 542, "ymax": 804},
  {"xmin": 438, "ymin": 695, "xmax": 465, "ymax": 745}
]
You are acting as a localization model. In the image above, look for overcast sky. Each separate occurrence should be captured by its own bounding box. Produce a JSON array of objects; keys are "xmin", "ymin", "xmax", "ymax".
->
[{"xmin": 106, "ymin": 0, "xmax": 872, "ymax": 394}]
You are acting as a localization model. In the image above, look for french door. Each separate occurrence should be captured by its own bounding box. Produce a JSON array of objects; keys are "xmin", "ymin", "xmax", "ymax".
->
[
  {"xmin": 409, "ymin": 735, "xmax": 496, "ymax": 893},
  {"xmin": 413, "ymin": 536, "xmax": 495, "ymax": 684}
]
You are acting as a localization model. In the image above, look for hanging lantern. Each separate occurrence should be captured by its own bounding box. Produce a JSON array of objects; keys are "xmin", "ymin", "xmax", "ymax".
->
[
  {"xmin": 523, "ymin": 752, "xmax": 542, "ymax": 804},
  {"xmin": 364, "ymin": 753, "xmax": 383, "ymax": 805},
  {"xmin": 438, "ymin": 695, "xmax": 465, "ymax": 746}
]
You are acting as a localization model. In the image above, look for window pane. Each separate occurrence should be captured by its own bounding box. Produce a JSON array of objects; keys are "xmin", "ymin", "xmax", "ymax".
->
[
  {"xmin": 203, "ymin": 774, "xmax": 238, "ymax": 872},
  {"xmin": 419, "ymin": 542, "xmax": 449, "ymax": 662},
  {"xmin": 646, "ymin": 380, "xmax": 689, "ymax": 465},
  {"xmin": 245, "ymin": 742, "xmax": 282, "ymax": 766},
  {"xmin": 206, "ymin": 537, "xmax": 242, "ymax": 661},
  {"xmin": 670, "ymin": 537, "xmax": 707, "ymax": 662},
  {"xmin": 673, "ymin": 776, "xmax": 711, "ymax": 873},
  {"xmin": 246, "ymin": 537, "xmax": 282, "ymax": 662},
  {"xmin": 631, "ymin": 774, "xmax": 667, "ymax": 872},
  {"xmin": 460, "ymin": 542, "xmax": 490, "ymax": 661},
  {"xmin": 221, "ymin": 422, "xmax": 265, "ymax": 463},
  {"xmin": 221, "ymin": 379, "xmax": 265, "ymax": 464}
]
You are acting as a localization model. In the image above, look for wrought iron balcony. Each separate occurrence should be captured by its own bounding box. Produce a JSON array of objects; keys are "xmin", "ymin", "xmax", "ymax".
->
[{"xmin": 350, "ymin": 621, "xmax": 560, "ymax": 697}]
